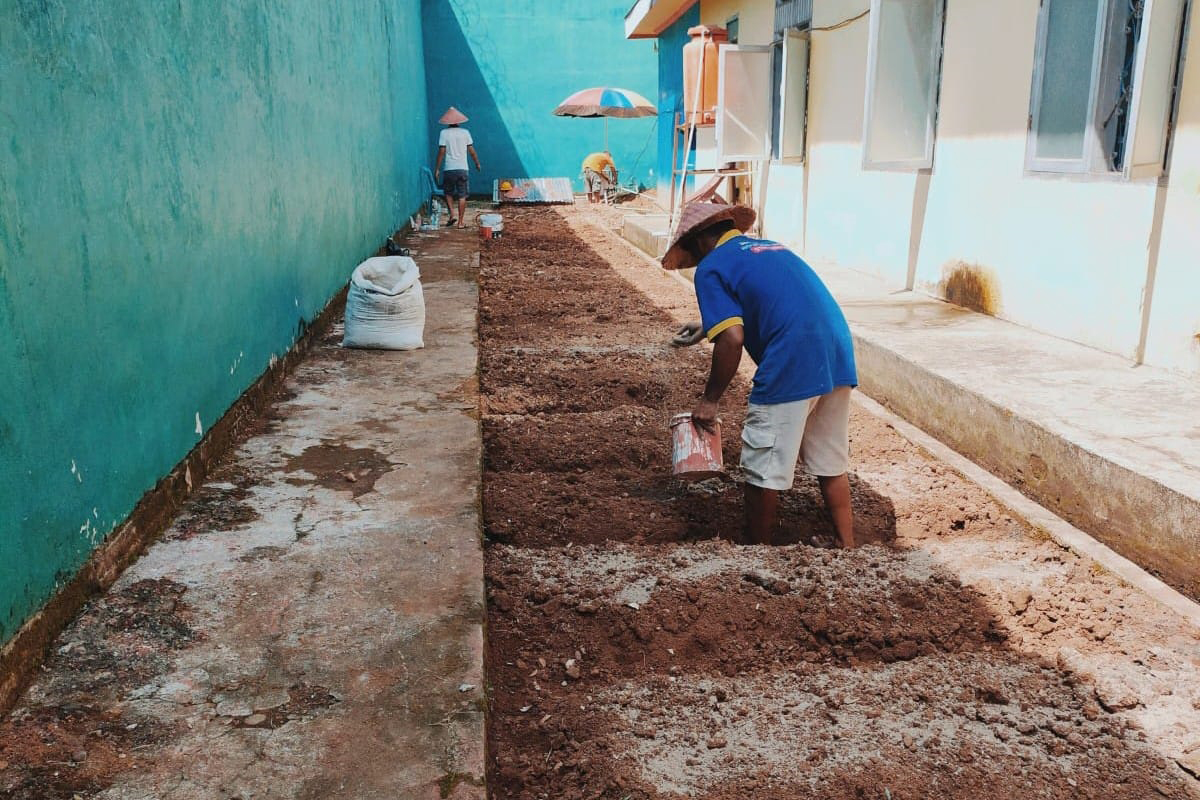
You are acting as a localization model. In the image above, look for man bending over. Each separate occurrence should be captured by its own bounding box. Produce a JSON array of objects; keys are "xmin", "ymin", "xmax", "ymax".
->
[{"xmin": 664, "ymin": 202, "xmax": 858, "ymax": 547}]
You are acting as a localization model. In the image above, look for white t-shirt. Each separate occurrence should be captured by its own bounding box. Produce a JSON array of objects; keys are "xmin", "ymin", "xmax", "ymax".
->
[{"xmin": 439, "ymin": 127, "xmax": 473, "ymax": 171}]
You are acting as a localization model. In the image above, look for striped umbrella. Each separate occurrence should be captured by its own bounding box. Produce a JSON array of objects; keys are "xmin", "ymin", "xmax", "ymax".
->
[{"xmin": 553, "ymin": 87, "xmax": 657, "ymax": 150}]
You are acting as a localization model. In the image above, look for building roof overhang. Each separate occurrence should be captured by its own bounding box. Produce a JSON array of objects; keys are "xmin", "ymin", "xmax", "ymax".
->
[{"xmin": 624, "ymin": 0, "xmax": 700, "ymax": 39}]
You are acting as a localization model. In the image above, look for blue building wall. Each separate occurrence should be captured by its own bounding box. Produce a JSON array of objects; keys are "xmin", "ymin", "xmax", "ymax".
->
[
  {"xmin": 655, "ymin": 9, "xmax": 702, "ymax": 202},
  {"xmin": 0, "ymin": 0, "xmax": 430, "ymax": 644},
  {"xmin": 421, "ymin": 0, "xmax": 659, "ymax": 194}
]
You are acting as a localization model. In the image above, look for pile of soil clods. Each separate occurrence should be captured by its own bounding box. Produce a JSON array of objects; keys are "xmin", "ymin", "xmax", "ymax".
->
[{"xmin": 479, "ymin": 208, "xmax": 1197, "ymax": 800}]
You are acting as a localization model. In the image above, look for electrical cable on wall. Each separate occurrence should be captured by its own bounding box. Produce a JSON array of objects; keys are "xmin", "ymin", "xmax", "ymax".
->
[{"xmin": 810, "ymin": 8, "xmax": 870, "ymax": 33}]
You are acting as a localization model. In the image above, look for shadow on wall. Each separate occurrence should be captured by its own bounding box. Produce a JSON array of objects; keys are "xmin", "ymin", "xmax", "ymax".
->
[
  {"xmin": 940, "ymin": 261, "xmax": 1002, "ymax": 317},
  {"xmin": 421, "ymin": 0, "xmax": 529, "ymax": 192}
]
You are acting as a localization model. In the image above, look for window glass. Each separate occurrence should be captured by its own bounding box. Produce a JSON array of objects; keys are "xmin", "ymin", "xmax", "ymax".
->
[
  {"xmin": 1034, "ymin": 0, "xmax": 1103, "ymax": 162},
  {"xmin": 864, "ymin": 0, "xmax": 942, "ymax": 167}
]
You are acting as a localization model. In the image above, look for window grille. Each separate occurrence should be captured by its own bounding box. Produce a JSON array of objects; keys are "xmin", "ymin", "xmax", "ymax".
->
[{"xmin": 775, "ymin": 0, "xmax": 813, "ymax": 36}]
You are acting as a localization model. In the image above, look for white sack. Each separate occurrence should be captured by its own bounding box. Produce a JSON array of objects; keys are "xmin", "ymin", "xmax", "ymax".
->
[{"xmin": 342, "ymin": 256, "xmax": 426, "ymax": 350}]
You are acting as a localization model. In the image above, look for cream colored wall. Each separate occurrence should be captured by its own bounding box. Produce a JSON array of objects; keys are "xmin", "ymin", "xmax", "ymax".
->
[
  {"xmin": 913, "ymin": 0, "xmax": 1158, "ymax": 358},
  {"xmin": 803, "ymin": 0, "xmax": 918, "ymax": 277},
  {"xmin": 695, "ymin": 0, "xmax": 1189, "ymax": 368},
  {"xmin": 1141, "ymin": 12, "xmax": 1200, "ymax": 375},
  {"xmin": 700, "ymin": 0, "xmax": 773, "ymax": 43},
  {"xmin": 774, "ymin": 0, "xmax": 1164, "ymax": 360},
  {"xmin": 762, "ymin": 163, "xmax": 806, "ymax": 249}
]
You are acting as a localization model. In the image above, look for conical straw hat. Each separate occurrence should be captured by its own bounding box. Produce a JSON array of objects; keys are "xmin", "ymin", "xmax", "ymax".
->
[
  {"xmin": 439, "ymin": 106, "xmax": 468, "ymax": 125},
  {"xmin": 662, "ymin": 203, "xmax": 756, "ymax": 270}
]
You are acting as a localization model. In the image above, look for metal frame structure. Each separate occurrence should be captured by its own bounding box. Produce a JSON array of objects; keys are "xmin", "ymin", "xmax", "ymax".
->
[{"xmin": 669, "ymin": 29, "xmax": 765, "ymax": 237}]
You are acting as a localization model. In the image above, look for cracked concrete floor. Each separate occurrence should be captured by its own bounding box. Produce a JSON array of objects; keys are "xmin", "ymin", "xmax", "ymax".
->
[{"xmin": 0, "ymin": 226, "xmax": 485, "ymax": 800}]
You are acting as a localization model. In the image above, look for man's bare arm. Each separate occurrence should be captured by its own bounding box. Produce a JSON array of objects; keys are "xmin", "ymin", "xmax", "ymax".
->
[{"xmin": 692, "ymin": 325, "xmax": 744, "ymax": 432}]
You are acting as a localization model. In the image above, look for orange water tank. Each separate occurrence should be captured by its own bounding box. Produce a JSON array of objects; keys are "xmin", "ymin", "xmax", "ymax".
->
[{"xmin": 682, "ymin": 25, "xmax": 728, "ymax": 126}]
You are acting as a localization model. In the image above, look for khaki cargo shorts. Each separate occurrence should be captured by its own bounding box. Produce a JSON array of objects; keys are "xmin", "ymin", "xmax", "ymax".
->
[{"xmin": 740, "ymin": 386, "xmax": 852, "ymax": 490}]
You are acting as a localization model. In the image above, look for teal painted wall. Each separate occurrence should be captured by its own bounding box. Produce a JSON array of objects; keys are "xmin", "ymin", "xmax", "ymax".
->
[
  {"xmin": 421, "ymin": 0, "xmax": 660, "ymax": 195},
  {"xmin": 0, "ymin": 0, "xmax": 429, "ymax": 643}
]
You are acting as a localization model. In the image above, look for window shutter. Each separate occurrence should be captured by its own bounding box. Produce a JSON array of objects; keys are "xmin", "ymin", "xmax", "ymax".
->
[
  {"xmin": 779, "ymin": 31, "xmax": 809, "ymax": 161},
  {"xmin": 717, "ymin": 45, "xmax": 773, "ymax": 162},
  {"xmin": 862, "ymin": 0, "xmax": 945, "ymax": 170},
  {"xmin": 1125, "ymin": 0, "xmax": 1187, "ymax": 178},
  {"xmin": 1027, "ymin": 0, "xmax": 1107, "ymax": 173}
]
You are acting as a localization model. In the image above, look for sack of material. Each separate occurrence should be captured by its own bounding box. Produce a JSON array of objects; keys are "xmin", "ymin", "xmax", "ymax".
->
[{"xmin": 342, "ymin": 256, "xmax": 426, "ymax": 350}]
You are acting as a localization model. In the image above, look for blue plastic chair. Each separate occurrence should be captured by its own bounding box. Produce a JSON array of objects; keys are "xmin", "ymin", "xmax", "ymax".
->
[{"xmin": 420, "ymin": 166, "xmax": 445, "ymax": 203}]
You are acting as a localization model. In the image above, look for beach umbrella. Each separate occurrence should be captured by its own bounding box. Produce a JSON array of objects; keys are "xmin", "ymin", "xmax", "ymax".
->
[{"xmin": 552, "ymin": 87, "xmax": 657, "ymax": 151}]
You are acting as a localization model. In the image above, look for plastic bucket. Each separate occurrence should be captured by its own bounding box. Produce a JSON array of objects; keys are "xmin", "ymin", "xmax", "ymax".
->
[
  {"xmin": 670, "ymin": 413, "xmax": 723, "ymax": 480},
  {"xmin": 477, "ymin": 212, "xmax": 504, "ymax": 240}
]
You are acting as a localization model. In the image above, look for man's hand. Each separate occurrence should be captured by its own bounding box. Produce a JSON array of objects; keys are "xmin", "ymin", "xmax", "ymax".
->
[
  {"xmin": 671, "ymin": 322, "xmax": 705, "ymax": 347},
  {"xmin": 692, "ymin": 398, "xmax": 719, "ymax": 433},
  {"xmin": 434, "ymin": 169, "xmax": 440, "ymax": 182}
]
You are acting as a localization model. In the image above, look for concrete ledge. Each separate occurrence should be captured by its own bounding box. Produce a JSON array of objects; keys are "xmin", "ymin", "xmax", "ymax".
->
[
  {"xmin": 816, "ymin": 264, "xmax": 1200, "ymax": 600},
  {"xmin": 621, "ymin": 212, "xmax": 670, "ymax": 259}
]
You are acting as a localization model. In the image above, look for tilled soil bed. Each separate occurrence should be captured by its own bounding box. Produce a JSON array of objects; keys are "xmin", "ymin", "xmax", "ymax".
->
[{"xmin": 481, "ymin": 207, "xmax": 1200, "ymax": 799}]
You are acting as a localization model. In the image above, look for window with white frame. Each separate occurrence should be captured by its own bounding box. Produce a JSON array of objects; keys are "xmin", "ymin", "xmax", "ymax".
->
[
  {"xmin": 771, "ymin": 29, "xmax": 809, "ymax": 161},
  {"xmin": 862, "ymin": 0, "xmax": 946, "ymax": 170},
  {"xmin": 1027, "ymin": 0, "xmax": 1188, "ymax": 178}
]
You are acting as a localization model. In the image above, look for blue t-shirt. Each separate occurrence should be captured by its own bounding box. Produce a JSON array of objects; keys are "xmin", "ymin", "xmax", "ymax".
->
[{"xmin": 694, "ymin": 233, "xmax": 857, "ymax": 405}]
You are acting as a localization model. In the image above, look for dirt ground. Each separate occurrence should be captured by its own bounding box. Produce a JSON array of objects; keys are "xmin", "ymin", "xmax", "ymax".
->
[{"xmin": 481, "ymin": 206, "xmax": 1200, "ymax": 799}]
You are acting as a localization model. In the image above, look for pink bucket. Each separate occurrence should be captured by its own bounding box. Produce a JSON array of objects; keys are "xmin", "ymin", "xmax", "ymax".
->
[{"xmin": 670, "ymin": 413, "xmax": 723, "ymax": 480}]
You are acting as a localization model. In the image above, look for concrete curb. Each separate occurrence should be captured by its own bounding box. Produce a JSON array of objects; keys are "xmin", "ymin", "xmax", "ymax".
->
[{"xmin": 853, "ymin": 336, "xmax": 1200, "ymax": 601}]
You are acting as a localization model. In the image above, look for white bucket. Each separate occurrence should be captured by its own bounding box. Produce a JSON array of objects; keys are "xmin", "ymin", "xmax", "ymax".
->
[{"xmin": 478, "ymin": 212, "xmax": 504, "ymax": 240}]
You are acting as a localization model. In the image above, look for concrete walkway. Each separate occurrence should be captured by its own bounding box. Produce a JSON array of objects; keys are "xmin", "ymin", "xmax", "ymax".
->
[
  {"xmin": 815, "ymin": 263, "xmax": 1200, "ymax": 600},
  {"xmin": 0, "ymin": 228, "xmax": 485, "ymax": 799}
]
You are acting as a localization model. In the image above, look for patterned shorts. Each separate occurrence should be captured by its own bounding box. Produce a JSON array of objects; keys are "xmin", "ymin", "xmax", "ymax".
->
[{"xmin": 442, "ymin": 169, "xmax": 469, "ymax": 199}]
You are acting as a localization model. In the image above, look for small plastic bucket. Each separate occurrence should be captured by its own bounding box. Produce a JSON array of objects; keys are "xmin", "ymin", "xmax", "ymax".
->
[
  {"xmin": 477, "ymin": 212, "xmax": 504, "ymax": 240},
  {"xmin": 670, "ymin": 412, "xmax": 723, "ymax": 480}
]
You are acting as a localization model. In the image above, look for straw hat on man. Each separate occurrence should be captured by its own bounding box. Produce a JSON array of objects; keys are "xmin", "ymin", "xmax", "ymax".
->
[
  {"xmin": 664, "ymin": 202, "xmax": 860, "ymax": 548},
  {"xmin": 438, "ymin": 106, "xmax": 469, "ymax": 125}
]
